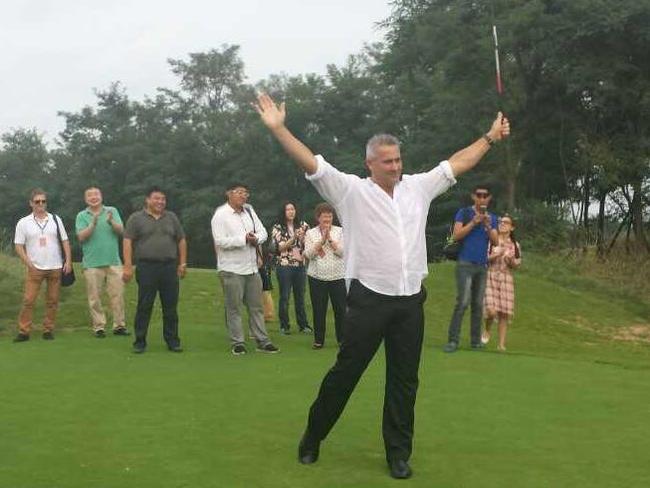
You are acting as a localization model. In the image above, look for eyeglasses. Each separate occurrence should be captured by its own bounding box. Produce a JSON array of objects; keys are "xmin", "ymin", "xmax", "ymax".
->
[
  {"xmin": 33, "ymin": 199, "xmax": 47, "ymax": 204},
  {"xmin": 232, "ymin": 190, "xmax": 249, "ymax": 196},
  {"xmin": 474, "ymin": 192, "xmax": 490, "ymax": 198},
  {"xmin": 499, "ymin": 219, "xmax": 512, "ymax": 225}
]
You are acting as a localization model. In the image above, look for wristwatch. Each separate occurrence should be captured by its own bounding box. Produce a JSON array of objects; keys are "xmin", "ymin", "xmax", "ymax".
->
[{"xmin": 482, "ymin": 134, "xmax": 494, "ymax": 146}]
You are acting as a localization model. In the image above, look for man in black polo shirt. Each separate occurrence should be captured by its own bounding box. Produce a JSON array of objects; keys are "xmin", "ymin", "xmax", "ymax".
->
[{"xmin": 123, "ymin": 186, "xmax": 187, "ymax": 353}]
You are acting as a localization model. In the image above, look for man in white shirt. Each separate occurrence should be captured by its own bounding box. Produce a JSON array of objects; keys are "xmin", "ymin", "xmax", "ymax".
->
[
  {"xmin": 14, "ymin": 189, "xmax": 72, "ymax": 342},
  {"xmin": 255, "ymin": 94, "xmax": 510, "ymax": 479},
  {"xmin": 211, "ymin": 182, "xmax": 279, "ymax": 356}
]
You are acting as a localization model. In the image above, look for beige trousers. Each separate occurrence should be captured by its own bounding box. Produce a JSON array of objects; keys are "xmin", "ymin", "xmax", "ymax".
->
[
  {"xmin": 18, "ymin": 268, "xmax": 61, "ymax": 335},
  {"xmin": 83, "ymin": 266, "xmax": 126, "ymax": 331}
]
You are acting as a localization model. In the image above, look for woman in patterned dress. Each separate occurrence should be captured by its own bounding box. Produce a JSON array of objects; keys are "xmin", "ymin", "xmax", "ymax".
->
[
  {"xmin": 482, "ymin": 214, "xmax": 521, "ymax": 351},
  {"xmin": 271, "ymin": 201, "xmax": 312, "ymax": 334},
  {"xmin": 304, "ymin": 203, "xmax": 346, "ymax": 349}
]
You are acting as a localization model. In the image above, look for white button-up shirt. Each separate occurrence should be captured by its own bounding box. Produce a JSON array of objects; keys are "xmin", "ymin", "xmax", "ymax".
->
[
  {"xmin": 211, "ymin": 203, "xmax": 267, "ymax": 275},
  {"xmin": 306, "ymin": 155, "xmax": 456, "ymax": 296},
  {"xmin": 14, "ymin": 213, "xmax": 68, "ymax": 270}
]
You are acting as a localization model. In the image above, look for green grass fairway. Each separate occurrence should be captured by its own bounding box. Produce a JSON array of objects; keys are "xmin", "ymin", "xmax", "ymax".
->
[{"xmin": 1, "ymin": 255, "xmax": 649, "ymax": 488}]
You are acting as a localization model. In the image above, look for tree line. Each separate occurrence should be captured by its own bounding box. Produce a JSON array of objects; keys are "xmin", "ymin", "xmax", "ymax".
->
[{"xmin": 1, "ymin": 0, "xmax": 648, "ymax": 266}]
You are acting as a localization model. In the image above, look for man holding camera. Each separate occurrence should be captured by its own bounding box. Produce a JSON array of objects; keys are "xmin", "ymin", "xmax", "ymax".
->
[{"xmin": 443, "ymin": 185, "xmax": 498, "ymax": 352}]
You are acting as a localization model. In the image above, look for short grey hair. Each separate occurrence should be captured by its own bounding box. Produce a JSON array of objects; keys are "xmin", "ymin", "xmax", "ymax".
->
[{"xmin": 365, "ymin": 134, "xmax": 400, "ymax": 160}]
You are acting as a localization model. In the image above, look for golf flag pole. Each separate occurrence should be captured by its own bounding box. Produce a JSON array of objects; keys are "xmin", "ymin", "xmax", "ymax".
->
[
  {"xmin": 492, "ymin": 25, "xmax": 503, "ymax": 96},
  {"xmin": 491, "ymin": 19, "xmax": 514, "ymax": 211}
]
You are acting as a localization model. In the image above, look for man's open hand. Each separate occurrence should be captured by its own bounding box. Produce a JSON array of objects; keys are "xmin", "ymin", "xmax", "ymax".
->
[{"xmin": 254, "ymin": 93, "xmax": 286, "ymax": 130}]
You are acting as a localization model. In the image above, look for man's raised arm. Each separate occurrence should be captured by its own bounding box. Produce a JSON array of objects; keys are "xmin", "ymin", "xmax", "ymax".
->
[
  {"xmin": 254, "ymin": 93, "xmax": 318, "ymax": 175},
  {"xmin": 448, "ymin": 112, "xmax": 510, "ymax": 177}
]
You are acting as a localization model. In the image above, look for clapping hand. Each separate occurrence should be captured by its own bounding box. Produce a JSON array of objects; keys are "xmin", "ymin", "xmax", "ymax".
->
[{"xmin": 296, "ymin": 227, "xmax": 306, "ymax": 241}]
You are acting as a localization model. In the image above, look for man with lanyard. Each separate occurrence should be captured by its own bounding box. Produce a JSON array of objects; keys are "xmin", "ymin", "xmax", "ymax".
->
[
  {"xmin": 14, "ymin": 188, "xmax": 72, "ymax": 342},
  {"xmin": 254, "ymin": 94, "xmax": 510, "ymax": 479},
  {"xmin": 443, "ymin": 185, "xmax": 498, "ymax": 353},
  {"xmin": 76, "ymin": 186, "xmax": 130, "ymax": 338},
  {"xmin": 211, "ymin": 182, "xmax": 279, "ymax": 355},
  {"xmin": 123, "ymin": 186, "xmax": 187, "ymax": 353}
]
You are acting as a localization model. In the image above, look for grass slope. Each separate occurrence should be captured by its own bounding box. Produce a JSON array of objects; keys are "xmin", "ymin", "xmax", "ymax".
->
[{"xmin": 0, "ymin": 253, "xmax": 648, "ymax": 488}]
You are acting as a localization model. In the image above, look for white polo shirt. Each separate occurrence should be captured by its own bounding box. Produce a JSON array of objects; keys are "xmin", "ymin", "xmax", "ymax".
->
[
  {"xmin": 14, "ymin": 213, "xmax": 69, "ymax": 270},
  {"xmin": 306, "ymin": 155, "xmax": 456, "ymax": 296},
  {"xmin": 211, "ymin": 203, "xmax": 268, "ymax": 275}
]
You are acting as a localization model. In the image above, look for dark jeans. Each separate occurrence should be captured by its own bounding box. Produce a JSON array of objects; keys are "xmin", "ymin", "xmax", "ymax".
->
[
  {"xmin": 133, "ymin": 260, "xmax": 181, "ymax": 348},
  {"xmin": 446, "ymin": 260, "xmax": 487, "ymax": 345},
  {"xmin": 276, "ymin": 265, "xmax": 308, "ymax": 330},
  {"xmin": 305, "ymin": 280, "xmax": 426, "ymax": 462},
  {"xmin": 308, "ymin": 277, "xmax": 346, "ymax": 345}
]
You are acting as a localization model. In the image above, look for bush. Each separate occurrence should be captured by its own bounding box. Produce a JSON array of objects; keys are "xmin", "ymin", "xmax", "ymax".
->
[{"xmin": 515, "ymin": 201, "xmax": 570, "ymax": 252}]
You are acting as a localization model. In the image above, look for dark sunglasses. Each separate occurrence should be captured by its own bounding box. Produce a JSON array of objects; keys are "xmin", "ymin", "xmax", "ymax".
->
[
  {"xmin": 474, "ymin": 192, "xmax": 490, "ymax": 198},
  {"xmin": 33, "ymin": 199, "xmax": 47, "ymax": 204}
]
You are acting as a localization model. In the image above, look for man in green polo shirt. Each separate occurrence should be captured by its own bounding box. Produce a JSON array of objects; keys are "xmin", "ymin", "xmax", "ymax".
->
[{"xmin": 76, "ymin": 186, "xmax": 129, "ymax": 338}]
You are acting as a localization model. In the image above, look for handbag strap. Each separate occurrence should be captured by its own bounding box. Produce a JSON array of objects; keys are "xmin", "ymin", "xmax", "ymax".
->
[{"xmin": 51, "ymin": 213, "xmax": 66, "ymax": 259}]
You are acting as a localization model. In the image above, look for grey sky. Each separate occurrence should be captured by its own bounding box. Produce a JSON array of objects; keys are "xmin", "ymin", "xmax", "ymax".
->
[{"xmin": 1, "ymin": 0, "xmax": 393, "ymax": 142}]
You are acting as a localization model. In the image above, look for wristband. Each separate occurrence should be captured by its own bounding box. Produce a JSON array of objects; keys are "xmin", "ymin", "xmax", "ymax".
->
[{"xmin": 482, "ymin": 134, "xmax": 494, "ymax": 146}]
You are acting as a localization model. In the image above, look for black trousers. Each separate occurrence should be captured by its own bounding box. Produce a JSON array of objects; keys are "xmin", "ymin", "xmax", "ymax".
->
[
  {"xmin": 305, "ymin": 280, "xmax": 426, "ymax": 462},
  {"xmin": 133, "ymin": 260, "xmax": 181, "ymax": 348},
  {"xmin": 308, "ymin": 277, "xmax": 347, "ymax": 345}
]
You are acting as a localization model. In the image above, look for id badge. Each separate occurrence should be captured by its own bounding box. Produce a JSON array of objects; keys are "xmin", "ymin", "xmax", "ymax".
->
[{"xmin": 39, "ymin": 236, "xmax": 47, "ymax": 247}]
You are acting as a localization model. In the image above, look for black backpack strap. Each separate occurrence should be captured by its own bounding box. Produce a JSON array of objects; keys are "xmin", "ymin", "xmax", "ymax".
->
[
  {"xmin": 244, "ymin": 207, "xmax": 256, "ymax": 233},
  {"xmin": 52, "ymin": 213, "xmax": 65, "ymax": 255},
  {"xmin": 461, "ymin": 206, "xmax": 472, "ymax": 225},
  {"xmin": 244, "ymin": 207, "xmax": 264, "ymax": 266}
]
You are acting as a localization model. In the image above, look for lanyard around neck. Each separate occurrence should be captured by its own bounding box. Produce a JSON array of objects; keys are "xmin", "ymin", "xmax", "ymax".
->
[{"xmin": 34, "ymin": 215, "xmax": 49, "ymax": 234}]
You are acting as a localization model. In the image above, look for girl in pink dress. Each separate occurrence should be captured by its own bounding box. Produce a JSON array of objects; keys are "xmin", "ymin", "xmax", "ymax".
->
[{"xmin": 482, "ymin": 214, "xmax": 522, "ymax": 351}]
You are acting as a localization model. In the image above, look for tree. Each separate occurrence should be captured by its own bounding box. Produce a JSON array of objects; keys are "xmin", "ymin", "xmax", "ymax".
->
[{"xmin": 0, "ymin": 129, "xmax": 51, "ymax": 244}]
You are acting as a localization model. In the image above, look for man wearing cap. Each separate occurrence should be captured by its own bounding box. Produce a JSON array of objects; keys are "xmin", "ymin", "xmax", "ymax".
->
[
  {"xmin": 211, "ymin": 182, "xmax": 279, "ymax": 356},
  {"xmin": 443, "ymin": 184, "xmax": 498, "ymax": 353}
]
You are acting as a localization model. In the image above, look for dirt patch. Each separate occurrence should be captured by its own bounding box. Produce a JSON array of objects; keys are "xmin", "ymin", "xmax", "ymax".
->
[
  {"xmin": 558, "ymin": 317, "xmax": 650, "ymax": 344},
  {"xmin": 613, "ymin": 324, "xmax": 650, "ymax": 343}
]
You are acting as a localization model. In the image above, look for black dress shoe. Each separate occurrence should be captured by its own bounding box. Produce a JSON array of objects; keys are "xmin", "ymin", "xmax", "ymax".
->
[
  {"xmin": 168, "ymin": 345, "xmax": 183, "ymax": 352},
  {"xmin": 388, "ymin": 459, "xmax": 412, "ymax": 479},
  {"xmin": 298, "ymin": 432, "xmax": 320, "ymax": 464},
  {"xmin": 13, "ymin": 333, "xmax": 30, "ymax": 343}
]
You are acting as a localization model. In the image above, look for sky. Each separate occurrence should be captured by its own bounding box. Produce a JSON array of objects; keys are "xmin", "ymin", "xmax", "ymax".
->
[{"xmin": 1, "ymin": 0, "xmax": 394, "ymax": 142}]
